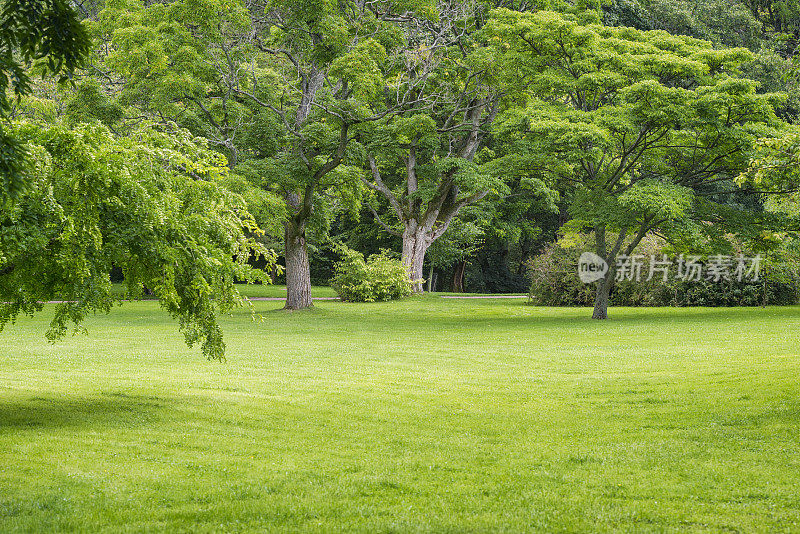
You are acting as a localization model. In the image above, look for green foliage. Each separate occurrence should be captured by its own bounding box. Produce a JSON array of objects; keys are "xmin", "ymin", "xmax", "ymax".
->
[
  {"xmin": 602, "ymin": 0, "xmax": 800, "ymax": 121},
  {"xmin": 527, "ymin": 235, "xmax": 800, "ymax": 306},
  {"xmin": 92, "ymin": 0, "xmax": 387, "ymax": 262},
  {"xmin": 10, "ymin": 0, "xmax": 800, "ymax": 303},
  {"xmin": 0, "ymin": 0, "xmax": 90, "ymax": 112},
  {"xmin": 0, "ymin": 130, "xmax": 31, "ymax": 206},
  {"xmin": 329, "ymin": 39, "xmax": 388, "ymax": 100},
  {"xmin": 527, "ymin": 240, "xmax": 597, "ymax": 305},
  {"xmin": 740, "ymin": 130, "xmax": 800, "ymax": 193},
  {"xmin": 427, "ymin": 210, "xmax": 487, "ymax": 268},
  {"xmin": 0, "ymin": 121, "xmax": 273, "ymax": 359},
  {"xmin": 486, "ymin": 8, "xmax": 786, "ymax": 301},
  {"xmin": 0, "ymin": 0, "xmax": 91, "ymax": 201},
  {"xmin": 330, "ymin": 246, "xmax": 411, "ymax": 302},
  {"xmin": 64, "ymin": 80, "xmax": 126, "ymax": 127}
]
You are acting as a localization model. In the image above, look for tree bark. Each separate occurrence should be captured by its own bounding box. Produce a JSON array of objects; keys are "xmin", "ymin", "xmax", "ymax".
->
[
  {"xmin": 452, "ymin": 260, "xmax": 466, "ymax": 293},
  {"xmin": 284, "ymin": 218, "xmax": 312, "ymax": 310},
  {"xmin": 592, "ymin": 275, "xmax": 613, "ymax": 319},
  {"xmin": 402, "ymin": 226, "xmax": 430, "ymax": 293},
  {"xmin": 591, "ymin": 220, "xmax": 650, "ymax": 320}
]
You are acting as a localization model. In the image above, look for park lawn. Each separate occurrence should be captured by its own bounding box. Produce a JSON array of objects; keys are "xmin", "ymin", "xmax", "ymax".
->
[{"xmin": 0, "ymin": 293, "xmax": 799, "ymax": 533}]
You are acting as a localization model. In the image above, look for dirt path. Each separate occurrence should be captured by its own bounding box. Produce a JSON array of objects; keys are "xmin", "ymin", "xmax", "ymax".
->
[{"xmin": 439, "ymin": 295, "xmax": 528, "ymax": 299}]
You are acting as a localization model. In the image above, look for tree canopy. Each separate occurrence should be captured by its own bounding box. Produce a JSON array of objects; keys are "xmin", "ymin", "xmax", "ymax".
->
[
  {"xmin": 3, "ymin": 0, "xmax": 800, "ymax": 339},
  {"xmin": 1, "ymin": 0, "xmax": 91, "ymax": 201},
  {"xmin": 485, "ymin": 8, "xmax": 786, "ymax": 317}
]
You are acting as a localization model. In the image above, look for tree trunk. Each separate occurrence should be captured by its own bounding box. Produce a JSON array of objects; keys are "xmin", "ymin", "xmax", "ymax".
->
[
  {"xmin": 452, "ymin": 260, "xmax": 466, "ymax": 293},
  {"xmin": 402, "ymin": 227, "xmax": 429, "ymax": 293},
  {"xmin": 427, "ymin": 265, "xmax": 435, "ymax": 293},
  {"xmin": 592, "ymin": 275, "xmax": 613, "ymax": 319},
  {"xmin": 284, "ymin": 219, "xmax": 312, "ymax": 310}
]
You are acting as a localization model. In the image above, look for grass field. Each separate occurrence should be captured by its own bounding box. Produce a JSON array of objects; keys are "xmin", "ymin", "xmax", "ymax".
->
[{"xmin": 1, "ymin": 287, "xmax": 799, "ymax": 533}]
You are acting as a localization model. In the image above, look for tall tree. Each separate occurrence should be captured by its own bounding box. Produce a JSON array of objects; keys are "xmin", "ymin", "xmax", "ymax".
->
[
  {"xmin": 361, "ymin": 2, "xmax": 507, "ymax": 291},
  {"xmin": 486, "ymin": 8, "xmax": 785, "ymax": 318},
  {"xmin": 94, "ymin": 0, "xmax": 412, "ymax": 308}
]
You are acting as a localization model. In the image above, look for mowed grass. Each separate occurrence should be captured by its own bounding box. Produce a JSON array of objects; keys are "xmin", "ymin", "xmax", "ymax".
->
[{"xmin": 1, "ymin": 289, "xmax": 799, "ymax": 533}]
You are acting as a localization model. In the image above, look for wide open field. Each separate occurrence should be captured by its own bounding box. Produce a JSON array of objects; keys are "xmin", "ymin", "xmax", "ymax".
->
[{"xmin": 1, "ymin": 291, "xmax": 799, "ymax": 533}]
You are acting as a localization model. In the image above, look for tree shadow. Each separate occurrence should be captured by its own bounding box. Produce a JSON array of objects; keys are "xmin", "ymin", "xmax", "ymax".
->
[
  {"xmin": 0, "ymin": 392, "xmax": 168, "ymax": 430},
  {"xmin": 310, "ymin": 303, "xmax": 800, "ymax": 333}
]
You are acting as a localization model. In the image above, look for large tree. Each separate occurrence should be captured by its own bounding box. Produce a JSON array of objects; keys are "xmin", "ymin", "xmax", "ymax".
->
[
  {"xmin": 486, "ymin": 8, "xmax": 785, "ymax": 318},
  {"xmin": 360, "ymin": 2, "xmax": 507, "ymax": 291},
  {"xmin": 94, "ymin": 0, "xmax": 432, "ymax": 308}
]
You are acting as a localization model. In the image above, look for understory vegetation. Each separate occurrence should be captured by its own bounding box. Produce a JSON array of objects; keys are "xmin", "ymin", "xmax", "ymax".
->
[
  {"xmin": 330, "ymin": 247, "xmax": 412, "ymax": 303},
  {"xmin": 528, "ymin": 235, "xmax": 800, "ymax": 307}
]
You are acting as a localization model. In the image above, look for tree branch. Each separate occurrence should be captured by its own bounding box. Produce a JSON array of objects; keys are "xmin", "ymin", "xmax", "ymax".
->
[
  {"xmin": 366, "ymin": 202, "xmax": 402, "ymax": 237},
  {"xmin": 365, "ymin": 154, "xmax": 406, "ymax": 221}
]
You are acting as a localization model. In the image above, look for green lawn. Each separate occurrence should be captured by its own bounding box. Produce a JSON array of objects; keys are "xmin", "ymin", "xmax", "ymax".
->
[
  {"xmin": 1, "ymin": 291, "xmax": 799, "ymax": 533},
  {"xmin": 109, "ymin": 283, "xmax": 340, "ymax": 299}
]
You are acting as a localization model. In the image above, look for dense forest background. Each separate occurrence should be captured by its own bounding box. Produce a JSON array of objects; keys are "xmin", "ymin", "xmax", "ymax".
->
[{"xmin": 6, "ymin": 0, "xmax": 800, "ymax": 301}]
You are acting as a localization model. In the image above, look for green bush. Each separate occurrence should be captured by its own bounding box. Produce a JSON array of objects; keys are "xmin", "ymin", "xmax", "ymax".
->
[
  {"xmin": 331, "ymin": 247, "xmax": 412, "ymax": 302},
  {"xmin": 527, "ymin": 236, "xmax": 800, "ymax": 307},
  {"xmin": 527, "ymin": 241, "xmax": 596, "ymax": 306}
]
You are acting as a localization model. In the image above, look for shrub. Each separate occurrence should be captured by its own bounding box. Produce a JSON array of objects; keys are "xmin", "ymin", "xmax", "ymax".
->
[
  {"xmin": 331, "ymin": 247, "xmax": 412, "ymax": 302},
  {"xmin": 527, "ymin": 240, "xmax": 595, "ymax": 306},
  {"xmin": 527, "ymin": 235, "xmax": 800, "ymax": 307}
]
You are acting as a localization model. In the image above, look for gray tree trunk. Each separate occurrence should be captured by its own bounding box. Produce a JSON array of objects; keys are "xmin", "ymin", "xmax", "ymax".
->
[
  {"xmin": 284, "ymin": 219, "xmax": 312, "ymax": 310},
  {"xmin": 402, "ymin": 227, "xmax": 430, "ymax": 293},
  {"xmin": 592, "ymin": 275, "xmax": 613, "ymax": 319}
]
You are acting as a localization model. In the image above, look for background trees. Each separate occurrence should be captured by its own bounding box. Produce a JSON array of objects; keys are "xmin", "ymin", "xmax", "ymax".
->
[{"xmin": 4, "ymin": 0, "xmax": 799, "ymax": 333}]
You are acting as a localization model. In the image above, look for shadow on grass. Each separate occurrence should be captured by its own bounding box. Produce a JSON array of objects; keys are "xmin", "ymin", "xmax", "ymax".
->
[
  {"xmin": 0, "ymin": 392, "xmax": 167, "ymax": 430},
  {"xmin": 251, "ymin": 301, "xmax": 800, "ymax": 332},
  {"xmin": 434, "ymin": 308, "xmax": 800, "ymax": 334},
  {"xmin": 256, "ymin": 308, "xmax": 323, "ymax": 316}
]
